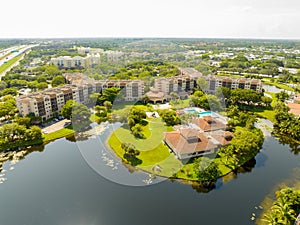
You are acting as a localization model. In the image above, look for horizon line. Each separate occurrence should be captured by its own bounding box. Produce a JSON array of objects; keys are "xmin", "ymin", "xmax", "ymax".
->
[{"xmin": 0, "ymin": 36, "xmax": 300, "ymax": 41}]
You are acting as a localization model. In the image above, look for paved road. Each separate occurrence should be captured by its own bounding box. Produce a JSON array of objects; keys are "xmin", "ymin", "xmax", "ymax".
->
[
  {"xmin": 42, "ymin": 119, "xmax": 71, "ymax": 134},
  {"xmin": 0, "ymin": 44, "xmax": 39, "ymax": 79}
]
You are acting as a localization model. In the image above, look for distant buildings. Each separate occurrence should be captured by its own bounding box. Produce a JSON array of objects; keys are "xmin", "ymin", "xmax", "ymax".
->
[
  {"xmin": 104, "ymin": 50, "xmax": 124, "ymax": 62},
  {"xmin": 50, "ymin": 54, "xmax": 101, "ymax": 69},
  {"xmin": 77, "ymin": 47, "xmax": 104, "ymax": 55}
]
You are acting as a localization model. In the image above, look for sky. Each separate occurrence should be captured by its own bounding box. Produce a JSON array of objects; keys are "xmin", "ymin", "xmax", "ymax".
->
[{"xmin": 1, "ymin": 0, "xmax": 300, "ymax": 39}]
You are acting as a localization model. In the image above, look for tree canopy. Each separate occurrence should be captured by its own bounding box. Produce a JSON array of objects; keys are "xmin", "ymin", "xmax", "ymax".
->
[
  {"xmin": 0, "ymin": 123, "xmax": 43, "ymax": 152},
  {"xmin": 61, "ymin": 100, "xmax": 91, "ymax": 130},
  {"xmin": 262, "ymin": 187, "xmax": 300, "ymax": 225},
  {"xmin": 51, "ymin": 75, "xmax": 65, "ymax": 87},
  {"xmin": 99, "ymin": 87, "xmax": 121, "ymax": 103}
]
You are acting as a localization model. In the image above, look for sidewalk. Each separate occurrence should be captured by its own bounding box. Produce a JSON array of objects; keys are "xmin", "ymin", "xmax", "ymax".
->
[{"xmin": 42, "ymin": 119, "xmax": 71, "ymax": 134}]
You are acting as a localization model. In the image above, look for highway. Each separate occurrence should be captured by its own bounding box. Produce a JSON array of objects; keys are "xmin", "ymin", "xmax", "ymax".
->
[{"xmin": 0, "ymin": 44, "xmax": 38, "ymax": 79}]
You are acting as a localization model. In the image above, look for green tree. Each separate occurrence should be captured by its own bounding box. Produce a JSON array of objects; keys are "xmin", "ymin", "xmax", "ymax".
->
[
  {"xmin": 170, "ymin": 92, "xmax": 179, "ymax": 100},
  {"xmin": 275, "ymin": 91, "xmax": 290, "ymax": 102},
  {"xmin": 61, "ymin": 100, "xmax": 75, "ymax": 119},
  {"xmin": 127, "ymin": 107, "xmax": 146, "ymax": 129},
  {"xmin": 89, "ymin": 93, "xmax": 100, "ymax": 104},
  {"xmin": 197, "ymin": 77, "xmax": 208, "ymax": 92},
  {"xmin": 0, "ymin": 100, "xmax": 17, "ymax": 119},
  {"xmin": 103, "ymin": 101, "xmax": 112, "ymax": 111},
  {"xmin": 94, "ymin": 105, "xmax": 107, "ymax": 117},
  {"xmin": 14, "ymin": 116, "xmax": 31, "ymax": 128},
  {"xmin": 45, "ymin": 65, "xmax": 59, "ymax": 77},
  {"xmin": 261, "ymin": 96, "xmax": 273, "ymax": 107},
  {"xmin": 159, "ymin": 109, "xmax": 180, "ymax": 126},
  {"xmin": 51, "ymin": 75, "xmax": 65, "ymax": 87},
  {"xmin": 193, "ymin": 157, "xmax": 221, "ymax": 187},
  {"xmin": 0, "ymin": 123, "xmax": 43, "ymax": 152},
  {"xmin": 72, "ymin": 102, "xmax": 92, "ymax": 130},
  {"xmin": 37, "ymin": 75, "xmax": 47, "ymax": 83},
  {"xmin": 100, "ymin": 87, "xmax": 121, "ymax": 103},
  {"xmin": 36, "ymin": 82, "xmax": 48, "ymax": 90},
  {"xmin": 0, "ymin": 87, "xmax": 18, "ymax": 96},
  {"xmin": 131, "ymin": 124, "xmax": 144, "ymax": 138},
  {"xmin": 61, "ymin": 100, "xmax": 91, "ymax": 130},
  {"xmin": 121, "ymin": 143, "xmax": 142, "ymax": 166},
  {"xmin": 0, "ymin": 81, "xmax": 7, "ymax": 90},
  {"xmin": 206, "ymin": 95, "xmax": 223, "ymax": 111},
  {"xmin": 262, "ymin": 187, "xmax": 300, "ymax": 225}
]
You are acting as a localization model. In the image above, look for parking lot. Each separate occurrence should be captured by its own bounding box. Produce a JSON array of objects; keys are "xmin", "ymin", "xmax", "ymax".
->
[{"xmin": 42, "ymin": 119, "xmax": 71, "ymax": 134}]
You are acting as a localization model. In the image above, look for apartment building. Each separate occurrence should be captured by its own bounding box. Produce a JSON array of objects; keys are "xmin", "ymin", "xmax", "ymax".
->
[
  {"xmin": 63, "ymin": 73, "xmax": 144, "ymax": 102},
  {"xmin": 205, "ymin": 76, "xmax": 262, "ymax": 93},
  {"xmin": 105, "ymin": 50, "xmax": 124, "ymax": 62},
  {"xmin": 179, "ymin": 67, "xmax": 262, "ymax": 93},
  {"xmin": 77, "ymin": 47, "xmax": 104, "ymax": 55},
  {"xmin": 145, "ymin": 68, "xmax": 202, "ymax": 103},
  {"xmin": 16, "ymin": 84, "xmax": 91, "ymax": 120},
  {"xmin": 50, "ymin": 53, "xmax": 101, "ymax": 69}
]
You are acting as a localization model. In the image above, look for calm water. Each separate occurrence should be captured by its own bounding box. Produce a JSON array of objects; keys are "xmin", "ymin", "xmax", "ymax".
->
[
  {"xmin": 263, "ymin": 84, "xmax": 293, "ymax": 95},
  {"xmin": 198, "ymin": 111, "xmax": 218, "ymax": 118},
  {"xmin": 0, "ymin": 126, "xmax": 299, "ymax": 225}
]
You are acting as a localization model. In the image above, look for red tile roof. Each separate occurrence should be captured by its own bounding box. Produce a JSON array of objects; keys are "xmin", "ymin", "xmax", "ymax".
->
[
  {"xmin": 164, "ymin": 129, "xmax": 218, "ymax": 154},
  {"xmin": 210, "ymin": 130, "xmax": 234, "ymax": 146},
  {"xmin": 191, "ymin": 116, "xmax": 226, "ymax": 131},
  {"xmin": 287, "ymin": 102, "xmax": 300, "ymax": 116}
]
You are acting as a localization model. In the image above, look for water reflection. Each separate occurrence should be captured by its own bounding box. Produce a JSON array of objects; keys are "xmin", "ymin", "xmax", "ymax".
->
[
  {"xmin": 254, "ymin": 152, "xmax": 268, "ymax": 168},
  {"xmin": 276, "ymin": 135, "xmax": 300, "ymax": 155},
  {"xmin": 0, "ymin": 120, "xmax": 261, "ymax": 191},
  {"xmin": 237, "ymin": 158, "xmax": 257, "ymax": 174},
  {"xmin": 256, "ymin": 168, "xmax": 300, "ymax": 225}
]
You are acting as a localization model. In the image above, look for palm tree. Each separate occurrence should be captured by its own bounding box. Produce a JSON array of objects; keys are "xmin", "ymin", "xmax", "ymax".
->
[
  {"xmin": 272, "ymin": 198, "xmax": 296, "ymax": 225},
  {"xmin": 263, "ymin": 212, "xmax": 285, "ymax": 225}
]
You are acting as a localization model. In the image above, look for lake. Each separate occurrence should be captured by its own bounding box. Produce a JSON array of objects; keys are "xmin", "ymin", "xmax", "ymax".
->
[
  {"xmin": 263, "ymin": 84, "xmax": 293, "ymax": 95},
  {"xmin": 0, "ymin": 124, "xmax": 299, "ymax": 225}
]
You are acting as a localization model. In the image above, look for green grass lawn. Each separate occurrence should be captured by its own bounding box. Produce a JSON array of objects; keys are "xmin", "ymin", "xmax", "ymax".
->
[
  {"xmin": 0, "ymin": 54, "xmax": 23, "ymax": 74},
  {"xmin": 43, "ymin": 125, "xmax": 74, "ymax": 143},
  {"xmin": 108, "ymin": 117, "xmax": 242, "ymax": 179},
  {"xmin": 113, "ymin": 117, "xmax": 171, "ymax": 151},
  {"xmin": 256, "ymin": 110, "xmax": 275, "ymax": 123},
  {"xmin": 170, "ymin": 99, "xmax": 191, "ymax": 110},
  {"xmin": 108, "ymin": 109, "xmax": 262, "ymax": 181},
  {"xmin": 174, "ymin": 156, "xmax": 232, "ymax": 181},
  {"xmin": 0, "ymin": 52, "xmax": 11, "ymax": 61},
  {"xmin": 111, "ymin": 101, "xmax": 145, "ymax": 110},
  {"xmin": 108, "ymin": 118, "xmax": 183, "ymax": 177},
  {"xmin": 243, "ymin": 106, "xmax": 276, "ymax": 122}
]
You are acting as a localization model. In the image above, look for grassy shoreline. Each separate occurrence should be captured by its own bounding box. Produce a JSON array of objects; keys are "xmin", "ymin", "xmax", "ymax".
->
[
  {"xmin": 263, "ymin": 80, "xmax": 294, "ymax": 92},
  {"xmin": 43, "ymin": 125, "xmax": 75, "ymax": 143},
  {"xmin": 107, "ymin": 119, "xmax": 262, "ymax": 182}
]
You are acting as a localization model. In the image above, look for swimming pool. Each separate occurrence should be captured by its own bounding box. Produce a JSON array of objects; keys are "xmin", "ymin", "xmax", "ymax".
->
[
  {"xmin": 198, "ymin": 111, "xmax": 218, "ymax": 117},
  {"xmin": 185, "ymin": 109, "xmax": 198, "ymax": 114}
]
